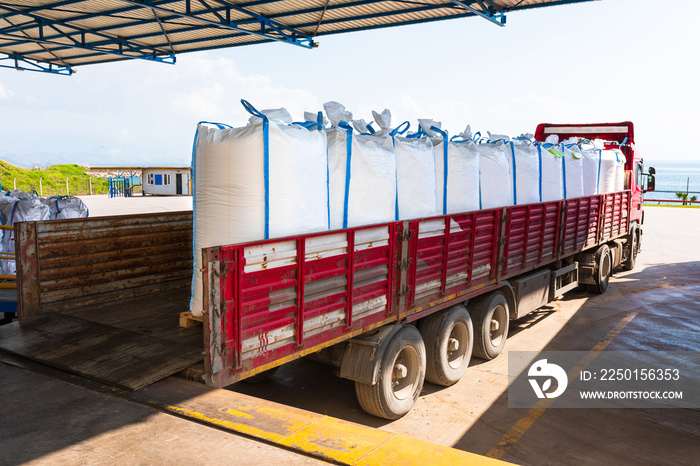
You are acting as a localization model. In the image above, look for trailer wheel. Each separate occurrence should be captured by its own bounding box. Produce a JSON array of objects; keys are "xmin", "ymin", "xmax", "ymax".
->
[
  {"xmin": 355, "ymin": 326, "xmax": 426, "ymax": 419},
  {"xmin": 470, "ymin": 292, "xmax": 509, "ymax": 360},
  {"xmin": 623, "ymin": 230, "xmax": 638, "ymax": 271},
  {"xmin": 587, "ymin": 244, "xmax": 612, "ymax": 294},
  {"xmin": 420, "ymin": 305, "xmax": 473, "ymax": 386}
]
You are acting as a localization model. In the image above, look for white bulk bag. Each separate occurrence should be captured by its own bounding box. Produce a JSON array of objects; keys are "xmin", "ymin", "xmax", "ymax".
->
[
  {"xmin": 394, "ymin": 132, "xmax": 438, "ymax": 219},
  {"xmin": 1, "ymin": 197, "xmax": 51, "ymax": 275},
  {"xmin": 539, "ymin": 135, "xmax": 565, "ymax": 202},
  {"xmin": 479, "ymin": 136, "xmax": 513, "ymax": 209},
  {"xmin": 47, "ymin": 196, "xmax": 89, "ymax": 219},
  {"xmin": 614, "ymin": 149, "xmax": 627, "ymax": 192},
  {"xmin": 191, "ymin": 100, "xmax": 329, "ymax": 316},
  {"xmin": 562, "ymin": 139, "xmax": 584, "ymax": 199},
  {"xmin": 6, "ymin": 190, "xmax": 36, "ymax": 200},
  {"xmin": 0, "ymin": 195, "xmax": 19, "ymax": 275},
  {"xmin": 373, "ymin": 110, "xmax": 436, "ymax": 220},
  {"xmin": 598, "ymin": 150, "xmax": 619, "ymax": 194},
  {"xmin": 509, "ymin": 139, "xmax": 541, "ymax": 205},
  {"xmin": 418, "ymin": 121, "xmax": 479, "ymax": 215},
  {"xmin": 325, "ymin": 102, "xmax": 396, "ymax": 229},
  {"xmin": 0, "ymin": 195, "xmax": 18, "ymax": 225},
  {"xmin": 580, "ymin": 141, "xmax": 599, "ymax": 196}
]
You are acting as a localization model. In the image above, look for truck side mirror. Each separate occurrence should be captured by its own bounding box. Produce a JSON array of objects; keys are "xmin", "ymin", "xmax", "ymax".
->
[{"xmin": 645, "ymin": 167, "xmax": 656, "ymax": 193}]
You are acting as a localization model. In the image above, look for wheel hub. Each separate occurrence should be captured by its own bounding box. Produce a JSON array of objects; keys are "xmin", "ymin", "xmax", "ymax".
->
[
  {"xmin": 390, "ymin": 346, "xmax": 420, "ymax": 400},
  {"xmin": 393, "ymin": 364, "xmax": 408, "ymax": 379},
  {"xmin": 489, "ymin": 305, "xmax": 507, "ymax": 347},
  {"xmin": 447, "ymin": 338, "xmax": 460, "ymax": 352}
]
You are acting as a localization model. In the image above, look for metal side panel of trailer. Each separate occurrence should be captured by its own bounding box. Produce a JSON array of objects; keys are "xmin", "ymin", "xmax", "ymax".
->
[{"xmin": 203, "ymin": 191, "xmax": 631, "ymax": 387}]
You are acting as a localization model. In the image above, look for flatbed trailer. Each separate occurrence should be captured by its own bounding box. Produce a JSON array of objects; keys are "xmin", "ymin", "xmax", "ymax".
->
[
  {"xmin": 202, "ymin": 190, "xmax": 631, "ymax": 415},
  {"xmin": 200, "ymin": 122, "xmax": 655, "ymax": 419}
]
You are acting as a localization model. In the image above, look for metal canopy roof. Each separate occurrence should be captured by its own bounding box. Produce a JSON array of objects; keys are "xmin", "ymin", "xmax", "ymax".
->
[{"xmin": 0, "ymin": 0, "xmax": 595, "ymax": 75}]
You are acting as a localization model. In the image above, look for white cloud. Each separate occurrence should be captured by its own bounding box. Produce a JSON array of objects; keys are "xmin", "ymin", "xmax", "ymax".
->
[
  {"xmin": 167, "ymin": 55, "xmax": 320, "ymax": 125},
  {"xmin": 0, "ymin": 82, "xmax": 13, "ymax": 99}
]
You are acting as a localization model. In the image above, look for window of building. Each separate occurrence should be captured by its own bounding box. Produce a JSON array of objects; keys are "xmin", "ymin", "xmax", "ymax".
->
[
  {"xmin": 147, "ymin": 173, "xmax": 154, "ymax": 185},
  {"xmin": 163, "ymin": 174, "xmax": 171, "ymax": 186}
]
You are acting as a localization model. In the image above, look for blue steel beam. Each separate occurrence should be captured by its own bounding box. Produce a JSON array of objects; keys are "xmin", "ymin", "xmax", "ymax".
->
[
  {"xmin": 15, "ymin": 1, "xmax": 507, "ymax": 64},
  {"xmin": 0, "ymin": 4, "xmax": 176, "ymax": 63},
  {"xmin": 0, "ymin": 52, "xmax": 73, "ymax": 75},
  {"xmin": 120, "ymin": 0, "xmax": 316, "ymax": 48},
  {"xmin": 448, "ymin": 0, "xmax": 506, "ymax": 26}
]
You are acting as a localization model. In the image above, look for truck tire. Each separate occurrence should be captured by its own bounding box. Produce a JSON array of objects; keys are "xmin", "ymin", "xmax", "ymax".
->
[
  {"xmin": 420, "ymin": 305, "xmax": 473, "ymax": 386},
  {"xmin": 355, "ymin": 326, "xmax": 426, "ymax": 419},
  {"xmin": 470, "ymin": 291, "xmax": 509, "ymax": 360},
  {"xmin": 587, "ymin": 244, "xmax": 612, "ymax": 294},
  {"xmin": 623, "ymin": 230, "xmax": 638, "ymax": 271}
]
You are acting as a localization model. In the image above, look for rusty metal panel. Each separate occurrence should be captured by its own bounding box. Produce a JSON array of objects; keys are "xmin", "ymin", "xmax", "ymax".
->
[
  {"xmin": 16, "ymin": 211, "xmax": 193, "ymax": 316},
  {"xmin": 0, "ymin": 313, "xmax": 202, "ymax": 390},
  {"xmin": 16, "ymin": 221, "xmax": 40, "ymax": 319}
]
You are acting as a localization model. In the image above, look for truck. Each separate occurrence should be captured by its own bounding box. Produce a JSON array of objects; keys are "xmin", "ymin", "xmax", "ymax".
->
[{"xmin": 8, "ymin": 121, "xmax": 655, "ymax": 420}]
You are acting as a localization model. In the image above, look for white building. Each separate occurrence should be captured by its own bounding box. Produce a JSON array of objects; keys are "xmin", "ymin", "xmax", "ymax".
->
[{"xmin": 142, "ymin": 167, "xmax": 191, "ymax": 196}]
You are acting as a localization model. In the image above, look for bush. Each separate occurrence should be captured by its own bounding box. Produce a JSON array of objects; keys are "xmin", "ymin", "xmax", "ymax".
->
[{"xmin": 0, "ymin": 162, "xmax": 109, "ymax": 196}]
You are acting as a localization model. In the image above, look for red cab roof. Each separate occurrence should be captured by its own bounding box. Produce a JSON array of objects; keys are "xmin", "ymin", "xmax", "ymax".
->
[{"xmin": 535, "ymin": 122, "xmax": 634, "ymax": 145}]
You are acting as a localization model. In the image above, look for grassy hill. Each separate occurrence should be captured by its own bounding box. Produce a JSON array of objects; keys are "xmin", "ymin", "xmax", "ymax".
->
[{"xmin": 0, "ymin": 161, "xmax": 109, "ymax": 196}]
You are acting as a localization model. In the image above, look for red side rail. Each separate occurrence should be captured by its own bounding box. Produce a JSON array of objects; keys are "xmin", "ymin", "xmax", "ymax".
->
[{"xmin": 203, "ymin": 191, "xmax": 631, "ymax": 387}]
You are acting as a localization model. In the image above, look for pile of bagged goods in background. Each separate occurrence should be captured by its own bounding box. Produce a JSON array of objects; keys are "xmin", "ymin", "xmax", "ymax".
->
[
  {"xmin": 189, "ymin": 100, "xmax": 628, "ymax": 316},
  {"xmin": 0, "ymin": 191, "xmax": 89, "ymax": 274}
]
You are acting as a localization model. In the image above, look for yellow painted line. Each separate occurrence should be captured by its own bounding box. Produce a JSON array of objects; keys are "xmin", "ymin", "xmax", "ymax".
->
[
  {"xmin": 358, "ymin": 435, "xmax": 510, "ymax": 466},
  {"xmin": 486, "ymin": 312, "xmax": 638, "ymax": 460},
  {"xmin": 279, "ymin": 416, "xmax": 394, "ymax": 464},
  {"xmin": 166, "ymin": 405, "xmax": 286, "ymax": 443},
  {"xmin": 164, "ymin": 400, "xmax": 513, "ymax": 465}
]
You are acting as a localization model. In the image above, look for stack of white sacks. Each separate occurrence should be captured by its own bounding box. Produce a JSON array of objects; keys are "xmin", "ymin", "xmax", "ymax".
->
[{"xmin": 190, "ymin": 100, "xmax": 628, "ymax": 315}]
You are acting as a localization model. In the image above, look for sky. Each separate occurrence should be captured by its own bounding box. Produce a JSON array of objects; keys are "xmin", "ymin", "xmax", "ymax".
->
[{"xmin": 0, "ymin": 0, "xmax": 698, "ymax": 168}]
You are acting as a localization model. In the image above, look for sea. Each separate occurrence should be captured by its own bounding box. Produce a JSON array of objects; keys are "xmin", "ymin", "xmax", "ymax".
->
[{"xmin": 642, "ymin": 160, "xmax": 700, "ymax": 204}]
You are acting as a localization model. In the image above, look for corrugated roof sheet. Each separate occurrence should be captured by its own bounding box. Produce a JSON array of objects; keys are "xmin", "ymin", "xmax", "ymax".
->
[{"xmin": 0, "ymin": 0, "xmax": 595, "ymax": 73}]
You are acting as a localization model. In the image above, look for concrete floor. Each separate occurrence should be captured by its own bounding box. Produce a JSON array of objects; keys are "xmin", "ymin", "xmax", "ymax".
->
[
  {"xmin": 78, "ymin": 194, "xmax": 193, "ymax": 216},
  {"xmin": 0, "ymin": 363, "xmax": 327, "ymax": 465},
  {"xmin": 2, "ymin": 201, "xmax": 698, "ymax": 465}
]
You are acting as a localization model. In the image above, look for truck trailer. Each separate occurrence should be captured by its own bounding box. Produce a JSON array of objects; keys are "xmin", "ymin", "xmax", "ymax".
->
[
  {"xmin": 199, "ymin": 121, "xmax": 655, "ymax": 418},
  {"xmin": 9, "ymin": 122, "xmax": 655, "ymax": 420}
]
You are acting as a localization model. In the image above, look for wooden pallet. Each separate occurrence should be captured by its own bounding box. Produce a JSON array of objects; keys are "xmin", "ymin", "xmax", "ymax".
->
[{"xmin": 179, "ymin": 311, "xmax": 203, "ymax": 328}]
